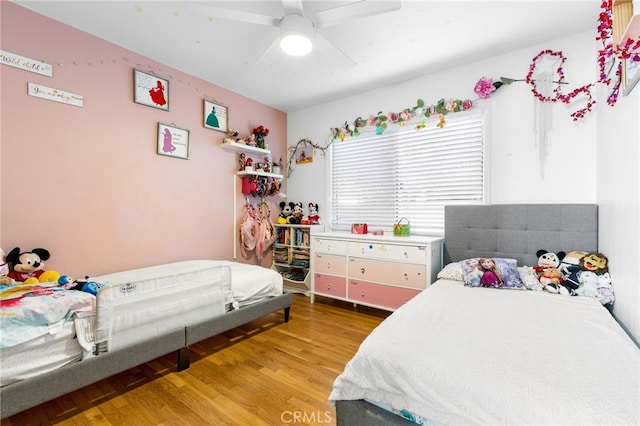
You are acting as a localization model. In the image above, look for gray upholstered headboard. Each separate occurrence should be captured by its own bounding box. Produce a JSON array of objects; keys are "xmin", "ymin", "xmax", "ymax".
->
[{"xmin": 443, "ymin": 204, "xmax": 598, "ymax": 266}]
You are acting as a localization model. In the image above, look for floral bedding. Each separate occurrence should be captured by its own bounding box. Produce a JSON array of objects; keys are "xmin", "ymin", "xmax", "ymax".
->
[{"xmin": 0, "ymin": 282, "xmax": 95, "ymax": 348}]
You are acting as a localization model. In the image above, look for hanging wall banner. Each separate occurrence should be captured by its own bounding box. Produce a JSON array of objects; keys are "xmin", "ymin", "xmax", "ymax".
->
[
  {"xmin": 1, "ymin": 50, "xmax": 53, "ymax": 77},
  {"xmin": 28, "ymin": 83, "xmax": 83, "ymax": 107}
]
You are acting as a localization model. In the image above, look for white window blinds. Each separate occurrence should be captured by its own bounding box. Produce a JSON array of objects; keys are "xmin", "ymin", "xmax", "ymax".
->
[{"xmin": 329, "ymin": 112, "xmax": 485, "ymax": 236}]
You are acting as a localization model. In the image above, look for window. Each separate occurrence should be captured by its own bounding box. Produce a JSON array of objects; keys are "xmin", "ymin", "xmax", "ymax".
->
[{"xmin": 329, "ymin": 111, "xmax": 486, "ymax": 236}]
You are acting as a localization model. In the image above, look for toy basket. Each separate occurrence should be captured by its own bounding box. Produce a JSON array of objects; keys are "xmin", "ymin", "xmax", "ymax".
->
[{"xmin": 393, "ymin": 217, "xmax": 410, "ymax": 236}]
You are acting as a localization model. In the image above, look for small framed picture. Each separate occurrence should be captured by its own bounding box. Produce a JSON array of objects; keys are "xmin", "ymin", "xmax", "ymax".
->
[
  {"xmin": 623, "ymin": 57, "xmax": 640, "ymax": 96},
  {"xmin": 295, "ymin": 141, "xmax": 314, "ymax": 164},
  {"xmin": 157, "ymin": 123, "xmax": 189, "ymax": 159},
  {"xmin": 134, "ymin": 69, "xmax": 169, "ymax": 111},
  {"xmin": 203, "ymin": 99, "xmax": 228, "ymax": 133}
]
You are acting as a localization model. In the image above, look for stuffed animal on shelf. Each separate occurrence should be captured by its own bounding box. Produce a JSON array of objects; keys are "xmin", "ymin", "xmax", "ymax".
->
[
  {"xmin": 5, "ymin": 247, "xmax": 51, "ymax": 283},
  {"xmin": 223, "ymin": 128, "xmax": 240, "ymax": 144},
  {"xmin": 307, "ymin": 202, "xmax": 321, "ymax": 225},
  {"xmin": 289, "ymin": 202, "xmax": 303, "ymax": 224},
  {"xmin": 278, "ymin": 201, "xmax": 294, "ymax": 224}
]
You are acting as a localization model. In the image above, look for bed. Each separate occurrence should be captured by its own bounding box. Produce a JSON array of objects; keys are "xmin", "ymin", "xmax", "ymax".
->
[
  {"xmin": 0, "ymin": 259, "xmax": 292, "ymax": 419},
  {"xmin": 330, "ymin": 204, "xmax": 640, "ymax": 425}
]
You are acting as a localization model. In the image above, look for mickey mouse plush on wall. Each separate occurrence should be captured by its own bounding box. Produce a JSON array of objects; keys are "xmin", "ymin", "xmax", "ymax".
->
[{"xmin": 5, "ymin": 247, "xmax": 50, "ymax": 283}]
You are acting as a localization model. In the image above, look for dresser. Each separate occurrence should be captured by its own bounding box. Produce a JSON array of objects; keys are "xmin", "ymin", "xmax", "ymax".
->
[{"xmin": 310, "ymin": 232, "xmax": 443, "ymax": 311}]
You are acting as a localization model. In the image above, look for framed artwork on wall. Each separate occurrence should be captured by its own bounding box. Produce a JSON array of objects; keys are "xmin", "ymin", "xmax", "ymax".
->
[
  {"xmin": 295, "ymin": 141, "xmax": 314, "ymax": 164},
  {"xmin": 134, "ymin": 69, "xmax": 169, "ymax": 111},
  {"xmin": 623, "ymin": 57, "xmax": 640, "ymax": 95},
  {"xmin": 203, "ymin": 99, "xmax": 228, "ymax": 133},
  {"xmin": 157, "ymin": 123, "xmax": 189, "ymax": 159}
]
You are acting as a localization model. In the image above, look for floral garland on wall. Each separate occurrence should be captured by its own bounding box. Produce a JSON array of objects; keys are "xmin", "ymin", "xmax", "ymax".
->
[{"xmin": 328, "ymin": 0, "xmax": 639, "ymax": 142}]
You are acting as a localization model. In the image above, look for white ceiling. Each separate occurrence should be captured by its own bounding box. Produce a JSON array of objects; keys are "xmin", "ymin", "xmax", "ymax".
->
[{"xmin": 11, "ymin": 0, "xmax": 601, "ymax": 112}]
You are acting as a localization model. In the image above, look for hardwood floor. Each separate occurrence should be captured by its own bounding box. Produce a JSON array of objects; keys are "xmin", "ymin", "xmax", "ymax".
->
[{"xmin": 1, "ymin": 295, "xmax": 390, "ymax": 426}]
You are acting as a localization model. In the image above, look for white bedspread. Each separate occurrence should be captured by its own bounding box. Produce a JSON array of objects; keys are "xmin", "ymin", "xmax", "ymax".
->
[
  {"xmin": 208, "ymin": 260, "xmax": 283, "ymax": 306},
  {"xmin": 330, "ymin": 280, "xmax": 640, "ymax": 425}
]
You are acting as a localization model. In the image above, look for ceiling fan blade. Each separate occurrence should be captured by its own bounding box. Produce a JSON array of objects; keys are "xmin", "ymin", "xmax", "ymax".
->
[
  {"xmin": 313, "ymin": 33, "xmax": 357, "ymax": 69},
  {"xmin": 314, "ymin": 0, "xmax": 401, "ymax": 29},
  {"xmin": 187, "ymin": 3, "xmax": 280, "ymax": 27},
  {"xmin": 282, "ymin": 0, "xmax": 304, "ymax": 15},
  {"xmin": 254, "ymin": 36, "xmax": 281, "ymax": 67}
]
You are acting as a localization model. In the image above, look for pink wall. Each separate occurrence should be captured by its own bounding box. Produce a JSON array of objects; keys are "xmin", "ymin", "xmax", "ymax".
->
[{"xmin": 0, "ymin": 2, "xmax": 287, "ymax": 277}]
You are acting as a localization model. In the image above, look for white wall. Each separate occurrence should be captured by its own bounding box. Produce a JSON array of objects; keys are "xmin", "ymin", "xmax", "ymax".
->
[
  {"xmin": 596, "ymin": 75, "xmax": 640, "ymax": 341},
  {"xmin": 287, "ymin": 31, "xmax": 598, "ymax": 211},
  {"xmin": 286, "ymin": 30, "xmax": 640, "ymax": 342}
]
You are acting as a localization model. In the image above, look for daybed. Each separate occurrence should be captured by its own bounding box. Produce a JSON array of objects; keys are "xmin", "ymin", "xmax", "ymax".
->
[
  {"xmin": 0, "ymin": 260, "xmax": 292, "ymax": 419},
  {"xmin": 330, "ymin": 204, "xmax": 640, "ymax": 425}
]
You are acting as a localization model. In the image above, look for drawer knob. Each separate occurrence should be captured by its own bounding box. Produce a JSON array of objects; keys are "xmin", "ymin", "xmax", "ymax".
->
[
  {"xmin": 327, "ymin": 262, "xmax": 331, "ymax": 269},
  {"xmin": 360, "ymin": 267, "xmax": 365, "ymax": 274},
  {"xmin": 404, "ymin": 251, "xmax": 408, "ymax": 258},
  {"xmin": 404, "ymin": 273, "xmax": 409, "ymax": 280},
  {"xmin": 360, "ymin": 291, "xmax": 365, "ymax": 297},
  {"xmin": 327, "ymin": 284, "xmax": 331, "ymax": 290}
]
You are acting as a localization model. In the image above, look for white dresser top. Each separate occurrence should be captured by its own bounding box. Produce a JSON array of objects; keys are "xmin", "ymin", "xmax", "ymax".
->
[{"xmin": 312, "ymin": 231, "xmax": 443, "ymax": 246}]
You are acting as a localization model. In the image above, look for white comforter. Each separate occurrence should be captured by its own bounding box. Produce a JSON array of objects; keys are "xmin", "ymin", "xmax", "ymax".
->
[
  {"xmin": 330, "ymin": 280, "xmax": 640, "ymax": 425},
  {"xmin": 208, "ymin": 260, "xmax": 283, "ymax": 306}
]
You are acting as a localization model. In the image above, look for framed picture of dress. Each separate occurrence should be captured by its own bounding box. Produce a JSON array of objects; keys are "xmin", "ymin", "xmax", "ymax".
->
[
  {"xmin": 203, "ymin": 99, "xmax": 228, "ymax": 133},
  {"xmin": 134, "ymin": 69, "xmax": 169, "ymax": 111},
  {"xmin": 157, "ymin": 123, "xmax": 189, "ymax": 159}
]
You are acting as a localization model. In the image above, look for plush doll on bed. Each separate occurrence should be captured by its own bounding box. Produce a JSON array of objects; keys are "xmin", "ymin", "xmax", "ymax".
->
[
  {"xmin": 557, "ymin": 251, "xmax": 614, "ymax": 310},
  {"xmin": 559, "ymin": 251, "xmax": 609, "ymax": 291},
  {"xmin": 0, "ymin": 248, "xmax": 14, "ymax": 286},
  {"xmin": 58, "ymin": 275, "xmax": 105, "ymax": 295},
  {"xmin": 534, "ymin": 250, "xmax": 572, "ymax": 294},
  {"xmin": 5, "ymin": 247, "xmax": 51, "ymax": 283}
]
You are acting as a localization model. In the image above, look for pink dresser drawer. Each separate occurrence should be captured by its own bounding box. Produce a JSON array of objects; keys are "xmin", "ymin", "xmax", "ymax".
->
[
  {"xmin": 348, "ymin": 279, "xmax": 420, "ymax": 310},
  {"xmin": 348, "ymin": 257, "xmax": 426, "ymax": 289},
  {"xmin": 314, "ymin": 253, "xmax": 347, "ymax": 276},
  {"xmin": 314, "ymin": 274, "xmax": 347, "ymax": 298}
]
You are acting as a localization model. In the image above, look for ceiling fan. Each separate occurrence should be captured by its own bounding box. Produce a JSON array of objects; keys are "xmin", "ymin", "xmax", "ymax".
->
[{"xmin": 187, "ymin": 0, "xmax": 401, "ymax": 68}]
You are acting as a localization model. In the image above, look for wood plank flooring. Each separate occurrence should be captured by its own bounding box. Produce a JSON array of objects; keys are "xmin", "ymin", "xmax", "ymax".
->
[{"xmin": 1, "ymin": 295, "xmax": 390, "ymax": 426}]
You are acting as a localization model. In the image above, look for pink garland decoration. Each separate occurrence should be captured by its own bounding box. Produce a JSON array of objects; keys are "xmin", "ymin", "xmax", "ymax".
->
[{"xmin": 526, "ymin": 0, "xmax": 640, "ymax": 121}]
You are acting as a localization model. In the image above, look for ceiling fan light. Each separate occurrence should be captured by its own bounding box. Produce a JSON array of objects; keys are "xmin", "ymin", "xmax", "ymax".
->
[
  {"xmin": 279, "ymin": 13, "xmax": 314, "ymax": 56},
  {"xmin": 280, "ymin": 33, "xmax": 312, "ymax": 56}
]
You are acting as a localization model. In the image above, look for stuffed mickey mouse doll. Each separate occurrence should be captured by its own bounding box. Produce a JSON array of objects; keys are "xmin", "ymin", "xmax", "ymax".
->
[
  {"xmin": 6, "ymin": 247, "xmax": 50, "ymax": 283},
  {"xmin": 533, "ymin": 249, "xmax": 568, "ymax": 294},
  {"xmin": 278, "ymin": 201, "xmax": 294, "ymax": 224}
]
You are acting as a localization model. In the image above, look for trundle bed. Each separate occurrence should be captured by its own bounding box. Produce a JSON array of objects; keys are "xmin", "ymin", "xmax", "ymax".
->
[
  {"xmin": 331, "ymin": 204, "xmax": 639, "ymax": 425},
  {"xmin": 0, "ymin": 260, "xmax": 292, "ymax": 419}
]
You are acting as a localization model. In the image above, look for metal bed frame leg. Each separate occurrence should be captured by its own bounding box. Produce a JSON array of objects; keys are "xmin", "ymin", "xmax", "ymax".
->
[
  {"xmin": 177, "ymin": 346, "xmax": 190, "ymax": 371},
  {"xmin": 284, "ymin": 307, "xmax": 290, "ymax": 322}
]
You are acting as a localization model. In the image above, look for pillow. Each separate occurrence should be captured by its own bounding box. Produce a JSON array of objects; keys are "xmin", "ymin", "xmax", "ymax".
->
[
  {"xmin": 437, "ymin": 262, "xmax": 464, "ymax": 281},
  {"xmin": 518, "ymin": 266, "xmax": 544, "ymax": 291},
  {"xmin": 460, "ymin": 258, "xmax": 525, "ymax": 289}
]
